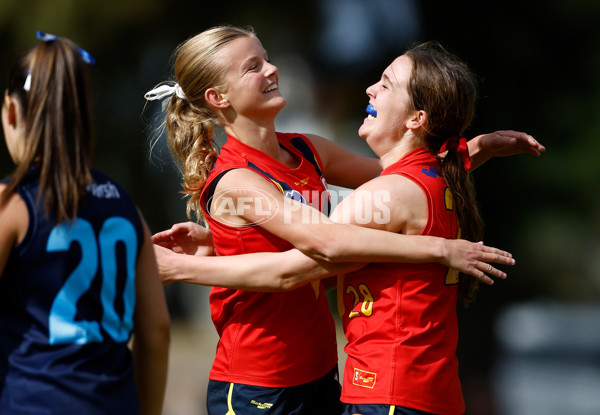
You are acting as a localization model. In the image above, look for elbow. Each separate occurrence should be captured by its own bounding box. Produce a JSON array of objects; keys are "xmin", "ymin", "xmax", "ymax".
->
[
  {"xmin": 268, "ymin": 250, "xmax": 320, "ymax": 292},
  {"xmin": 150, "ymin": 320, "xmax": 171, "ymax": 353},
  {"xmin": 133, "ymin": 322, "xmax": 170, "ymax": 357},
  {"xmin": 159, "ymin": 321, "xmax": 171, "ymax": 347},
  {"xmin": 155, "ymin": 325, "xmax": 171, "ymax": 357},
  {"xmin": 305, "ymin": 242, "xmax": 344, "ymax": 263},
  {"xmin": 261, "ymin": 265, "xmax": 307, "ymax": 292},
  {"xmin": 278, "ymin": 275, "xmax": 308, "ymax": 292},
  {"xmin": 151, "ymin": 314, "xmax": 171, "ymax": 351},
  {"xmin": 295, "ymin": 232, "xmax": 343, "ymax": 263}
]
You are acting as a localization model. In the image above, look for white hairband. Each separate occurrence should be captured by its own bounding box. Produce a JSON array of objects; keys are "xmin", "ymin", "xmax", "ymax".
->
[
  {"xmin": 144, "ymin": 83, "xmax": 186, "ymax": 101},
  {"xmin": 23, "ymin": 71, "xmax": 32, "ymax": 92}
]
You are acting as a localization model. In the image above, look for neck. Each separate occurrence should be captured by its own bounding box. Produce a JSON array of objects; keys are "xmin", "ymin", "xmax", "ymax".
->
[
  {"xmin": 377, "ymin": 134, "xmax": 424, "ymax": 169},
  {"xmin": 223, "ymin": 117, "xmax": 284, "ymax": 160}
]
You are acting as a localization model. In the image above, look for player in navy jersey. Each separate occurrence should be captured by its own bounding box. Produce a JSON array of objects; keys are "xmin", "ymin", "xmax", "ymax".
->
[{"xmin": 0, "ymin": 32, "xmax": 170, "ymax": 415}]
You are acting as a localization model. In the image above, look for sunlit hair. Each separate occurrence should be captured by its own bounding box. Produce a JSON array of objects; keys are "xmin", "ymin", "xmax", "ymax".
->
[
  {"xmin": 405, "ymin": 41, "xmax": 484, "ymax": 306},
  {"xmin": 1, "ymin": 37, "xmax": 94, "ymax": 223},
  {"xmin": 160, "ymin": 25, "xmax": 255, "ymax": 222}
]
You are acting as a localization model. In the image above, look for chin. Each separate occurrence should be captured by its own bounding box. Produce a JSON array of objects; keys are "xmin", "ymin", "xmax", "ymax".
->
[
  {"xmin": 271, "ymin": 95, "xmax": 287, "ymax": 109},
  {"xmin": 358, "ymin": 125, "xmax": 369, "ymax": 140}
]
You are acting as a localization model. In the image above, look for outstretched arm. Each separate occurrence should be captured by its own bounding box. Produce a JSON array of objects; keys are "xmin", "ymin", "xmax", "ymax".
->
[
  {"xmin": 154, "ymin": 227, "xmax": 512, "ymax": 290},
  {"xmin": 204, "ymin": 168, "xmax": 505, "ymax": 267},
  {"xmin": 152, "ymin": 167, "xmax": 516, "ymax": 291},
  {"xmin": 155, "ymin": 244, "xmax": 364, "ymax": 290},
  {"xmin": 468, "ymin": 130, "xmax": 545, "ymax": 170},
  {"xmin": 307, "ymin": 130, "xmax": 545, "ymax": 187}
]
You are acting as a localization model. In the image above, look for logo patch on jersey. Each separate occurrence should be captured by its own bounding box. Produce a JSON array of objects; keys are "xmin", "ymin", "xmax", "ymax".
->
[
  {"xmin": 250, "ymin": 400, "xmax": 274, "ymax": 409},
  {"xmin": 87, "ymin": 181, "xmax": 121, "ymax": 199},
  {"xmin": 422, "ymin": 166, "xmax": 442, "ymax": 178},
  {"xmin": 352, "ymin": 368, "xmax": 377, "ymax": 389},
  {"xmin": 295, "ymin": 177, "xmax": 310, "ymax": 186}
]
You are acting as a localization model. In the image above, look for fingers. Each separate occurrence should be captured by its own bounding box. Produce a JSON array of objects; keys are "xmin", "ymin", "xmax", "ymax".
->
[
  {"xmin": 479, "ymin": 245, "xmax": 515, "ymax": 264},
  {"xmin": 170, "ymin": 222, "xmax": 190, "ymax": 233},
  {"xmin": 475, "ymin": 271, "xmax": 495, "ymax": 286},
  {"xmin": 171, "ymin": 221, "xmax": 200, "ymax": 234},
  {"xmin": 448, "ymin": 240, "xmax": 515, "ymax": 285},
  {"xmin": 470, "ymin": 242, "xmax": 515, "ymax": 285},
  {"xmin": 498, "ymin": 130, "xmax": 546, "ymax": 155},
  {"xmin": 152, "ymin": 222, "xmax": 199, "ymax": 243},
  {"xmin": 498, "ymin": 130, "xmax": 534, "ymax": 141},
  {"xmin": 484, "ymin": 252, "xmax": 515, "ymax": 266},
  {"xmin": 151, "ymin": 230, "xmax": 173, "ymax": 244},
  {"xmin": 483, "ymin": 262, "xmax": 507, "ymax": 279},
  {"xmin": 467, "ymin": 261, "xmax": 506, "ymax": 286}
]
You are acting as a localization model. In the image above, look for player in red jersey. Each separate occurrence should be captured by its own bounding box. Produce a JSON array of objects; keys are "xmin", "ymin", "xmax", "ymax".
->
[
  {"xmin": 145, "ymin": 26, "xmax": 543, "ymax": 415},
  {"xmin": 335, "ymin": 42, "xmax": 482, "ymax": 415}
]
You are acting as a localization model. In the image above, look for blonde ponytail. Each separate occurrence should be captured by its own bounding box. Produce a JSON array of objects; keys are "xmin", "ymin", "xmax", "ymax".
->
[
  {"xmin": 147, "ymin": 26, "xmax": 255, "ymax": 221},
  {"xmin": 165, "ymin": 97, "xmax": 218, "ymax": 221}
]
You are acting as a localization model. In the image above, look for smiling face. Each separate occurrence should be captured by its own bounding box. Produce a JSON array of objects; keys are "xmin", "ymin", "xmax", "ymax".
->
[
  {"xmin": 216, "ymin": 35, "xmax": 286, "ymax": 120},
  {"xmin": 358, "ymin": 55, "xmax": 420, "ymax": 155}
]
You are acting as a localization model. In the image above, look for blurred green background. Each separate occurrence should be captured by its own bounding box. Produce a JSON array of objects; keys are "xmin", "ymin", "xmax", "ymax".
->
[{"xmin": 1, "ymin": 1, "xmax": 599, "ymax": 414}]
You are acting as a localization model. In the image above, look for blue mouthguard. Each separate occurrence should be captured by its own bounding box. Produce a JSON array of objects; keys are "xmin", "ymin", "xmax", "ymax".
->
[{"xmin": 366, "ymin": 104, "xmax": 377, "ymax": 117}]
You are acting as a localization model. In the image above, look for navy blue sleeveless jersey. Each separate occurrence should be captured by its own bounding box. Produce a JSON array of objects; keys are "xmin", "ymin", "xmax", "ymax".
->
[{"xmin": 0, "ymin": 169, "xmax": 144, "ymax": 415}]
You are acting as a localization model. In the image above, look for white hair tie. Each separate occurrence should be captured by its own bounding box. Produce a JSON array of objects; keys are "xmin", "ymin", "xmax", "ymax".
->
[
  {"xmin": 23, "ymin": 71, "xmax": 32, "ymax": 92},
  {"xmin": 174, "ymin": 84, "xmax": 186, "ymax": 99},
  {"xmin": 144, "ymin": 83, "xmax": 187, "ymax": 101}
]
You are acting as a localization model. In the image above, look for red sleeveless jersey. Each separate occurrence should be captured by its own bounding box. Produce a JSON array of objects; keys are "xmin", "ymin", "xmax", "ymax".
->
[
  {"xmin": 338, "ymin": 148, "xmax": 465, "ymax": 414},
  {"xmin": 199, "ymin": 133, "xmax": 337, "ymax": 387}
]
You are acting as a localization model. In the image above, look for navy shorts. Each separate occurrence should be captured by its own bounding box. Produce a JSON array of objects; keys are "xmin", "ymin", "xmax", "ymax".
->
[
  {"xmin": 206, "ymin": 365, "xmax": 342, "ymax": 415},
  {"xmin": 342, "ymin": 403, "xmax": 434, "ymax": 415}
]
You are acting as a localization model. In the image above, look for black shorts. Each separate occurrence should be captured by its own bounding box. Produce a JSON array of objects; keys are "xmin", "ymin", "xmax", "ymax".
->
[
  {"xmin": 342, "ymin": 404, "xmax": 435, "ymax": 415},
  {"xmin": 206, "ymin": 365, "xmax": 342, "ymax": 415}
]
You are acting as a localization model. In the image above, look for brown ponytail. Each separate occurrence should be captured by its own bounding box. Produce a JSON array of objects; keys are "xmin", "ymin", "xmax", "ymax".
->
[
  {"xmin": 2, "ymin": 36, "xmax": 94, "ymax": 223},
  {"xmin": 405, "ymin": 41, "xmax": 484, "ymax": 306}
]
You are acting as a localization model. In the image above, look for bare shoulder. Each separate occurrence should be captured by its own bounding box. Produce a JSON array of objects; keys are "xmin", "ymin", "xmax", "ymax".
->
[
  {"xmin": 0, "ymin": 184, "xmax": 29, "ymax": 264},
  {"xmin": 332, "ymin": 173, "xmax": 427, "ymax": 234},
  {"xmin": 0, "ymin": 184, "xmax": 28, "ymax": 218},
  {"xmin": 211, "ymin": 167, "xmax": 286, "ymax": 203},
  {"xmin": 209, "ymin": 167, "xmax": 288, "ymax": 227},
  {"xmin": 355, "ymin": 173, "xmax": 426, "ymax": 204}
]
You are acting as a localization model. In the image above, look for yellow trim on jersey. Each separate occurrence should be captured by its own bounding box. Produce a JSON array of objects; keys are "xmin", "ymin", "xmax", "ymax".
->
[
  {"xmin": 269, "ymin": 178, "xmax": 285, "ymax": 194},
  {"xmin": 389, "ymin": 405, "xmax": 396, "ymax": 415}
]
